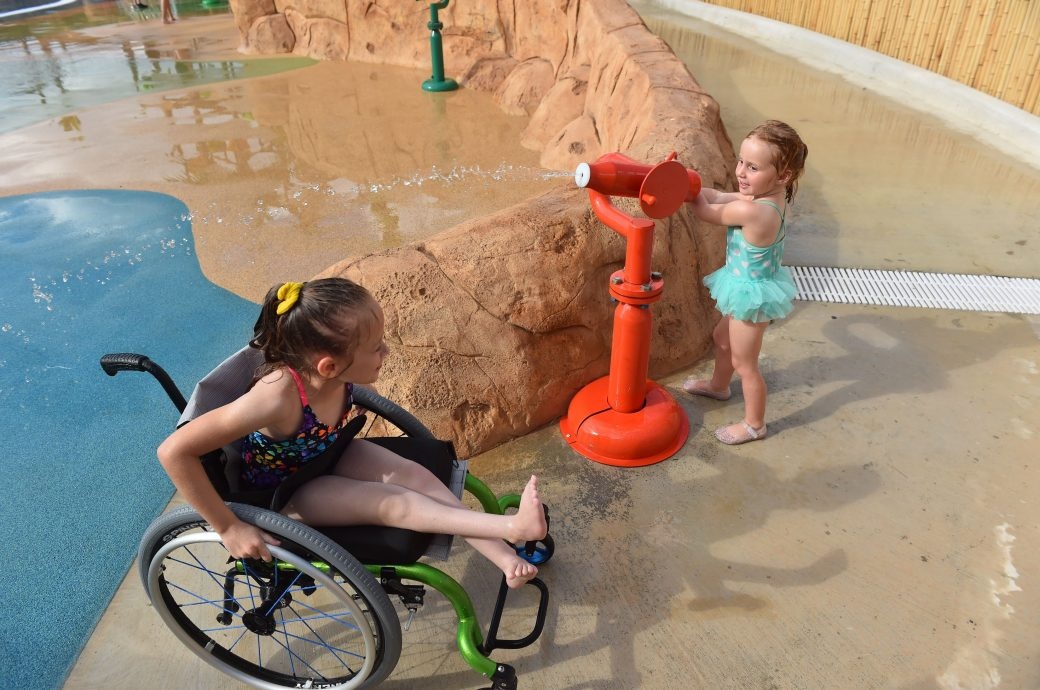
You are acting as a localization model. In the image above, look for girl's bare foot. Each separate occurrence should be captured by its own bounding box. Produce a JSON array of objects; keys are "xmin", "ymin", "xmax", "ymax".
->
[
  {"xmin": 502, "ymin": 556, "xmax": 538, "ymax": 589},
  {"xmin": 508, "ymin": 475, "xmax": 547, "ymax": 544}
]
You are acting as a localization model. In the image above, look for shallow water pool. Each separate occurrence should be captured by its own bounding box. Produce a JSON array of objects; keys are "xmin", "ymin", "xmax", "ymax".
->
[
  {"xmin": 0, "ymin": 12, "xmax": 564, "ymax": 301},
  {"xmin": 632, "ymin": 1, "xmax": 1040, "ymax": 280},
  {"xmin": 0, "ymin": 0, "xmax": 313, "ymax": 134}
]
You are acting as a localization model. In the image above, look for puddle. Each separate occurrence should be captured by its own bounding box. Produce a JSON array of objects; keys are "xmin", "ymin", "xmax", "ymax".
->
[
  {"xmin": 0, "ymin": 15, "xmax": 563, "ymax": 301},
  {"xmin": 0, "ymin": 0, "xmax": 313, "ymax": 133}
]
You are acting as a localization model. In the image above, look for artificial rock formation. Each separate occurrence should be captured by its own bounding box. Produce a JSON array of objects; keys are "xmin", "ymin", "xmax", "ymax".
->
[{"xmin": 233, "ymin": 0, "xmax": 737, "ymax": 456}]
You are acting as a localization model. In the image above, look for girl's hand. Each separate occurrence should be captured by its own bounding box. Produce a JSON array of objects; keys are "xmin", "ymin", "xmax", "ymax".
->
[{"xmin": 219, "ymin": 520, "xmax": 282, "ymax": 561}]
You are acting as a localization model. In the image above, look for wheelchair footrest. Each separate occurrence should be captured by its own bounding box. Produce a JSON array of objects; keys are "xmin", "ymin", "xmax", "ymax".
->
[{"xmin": 479, "ymin": 575, "xmax": 549, "ymax": 655}]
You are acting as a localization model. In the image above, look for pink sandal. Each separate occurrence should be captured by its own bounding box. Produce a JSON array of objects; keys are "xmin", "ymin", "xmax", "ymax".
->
[
  {"xmin": 682, "ymin": 377, "xmax": 731, "ymax": 401},
  {"xmin": 714, "ymin": 422, "xmax": 767, "ymax": 445}
]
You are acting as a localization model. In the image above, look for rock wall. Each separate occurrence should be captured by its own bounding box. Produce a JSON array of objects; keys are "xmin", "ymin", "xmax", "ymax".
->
[{"xmin": 232, "ymin": 0, "xmax": 737, "ymax": 456}]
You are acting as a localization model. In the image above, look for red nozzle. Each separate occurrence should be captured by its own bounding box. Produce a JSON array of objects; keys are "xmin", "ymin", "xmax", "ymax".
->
[
  {"xmin": 575, "ymin": 153, "xmax": 702, "ymax": 219},
  {"xmin": 574, "ymin": 153, "xmax": 653, "ymax": 198}
]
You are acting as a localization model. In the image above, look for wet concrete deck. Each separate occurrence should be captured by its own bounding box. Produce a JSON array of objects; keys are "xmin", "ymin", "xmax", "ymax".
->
[
  {"xmin": 67, "ymin": 301, "xmax": 1040, "ymax": 689},
  {"xmin": 31, "ymin": 7, "xmax": 1040, "ymax": 690}
]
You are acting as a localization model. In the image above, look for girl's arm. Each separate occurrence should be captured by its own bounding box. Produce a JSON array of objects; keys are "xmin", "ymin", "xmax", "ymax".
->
[
  {"xmin": 691, "ymin": 191, "xmax": 780, "ymax": 245},
  {"xmin": 699, "ymin": 187, "xmax": 744, "ymax": 205},
  {"xmin": 691, "ymin": 189, "xmax": 755, "ymax": 226},
  {"xmin": 157, "ymin": 381, "xmax": 289, "ymax": 560}
]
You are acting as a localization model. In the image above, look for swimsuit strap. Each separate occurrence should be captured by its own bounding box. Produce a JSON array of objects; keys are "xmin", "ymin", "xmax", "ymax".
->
[
  {"xmin": 753, "ymin": 199, "xmax": 787, "ymax": 244},
  {"xmin": 286, "ymin": 367, "xmax": 309, "ymax": 406}
]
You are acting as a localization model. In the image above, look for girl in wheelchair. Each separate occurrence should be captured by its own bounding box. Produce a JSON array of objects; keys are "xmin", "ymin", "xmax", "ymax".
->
[{"xmin": 157, "ymin": 277, "xmax": 548, "ymax": 589}]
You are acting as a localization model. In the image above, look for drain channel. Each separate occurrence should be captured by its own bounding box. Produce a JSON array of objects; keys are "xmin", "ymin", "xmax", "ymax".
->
[{"xmin": 789, "ymin": 266, "xmax": 1040, "ymax": 315}]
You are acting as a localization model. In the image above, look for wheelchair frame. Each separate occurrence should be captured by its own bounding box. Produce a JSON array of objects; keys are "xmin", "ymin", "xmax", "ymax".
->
[{"xmin": 101, "ymin": 352, "xmax": 552, "ymax": 690}]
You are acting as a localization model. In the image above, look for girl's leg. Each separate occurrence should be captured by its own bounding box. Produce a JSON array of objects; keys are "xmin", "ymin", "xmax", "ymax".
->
[
  {"xmin": 282, "ymin": 440, "xmax": 546, "ymax": 587},
  {"xmin": 332, "ymin": 439, "xmax": 466, "ymax": 507},
  {"xmin": 343, "ymin": 441, "xmax": 547, "ymax": 586},
  {"xmin": 282, "ymin": 469, "xmax": 545, "ymax": 542},
  {"xmin": 334, "ymin": 440, "xmax": 541, "ymax": 587},
  {"xmin": 711, "ymin": 315, "xmax": 736, "ymax": 388},
  {"xmin": 684, "ymin": 315, "xmax": 734, "ymax": 398},
  {"xmin": 725, "ymin": 318, "xmax": 769, "ymax": 432}
]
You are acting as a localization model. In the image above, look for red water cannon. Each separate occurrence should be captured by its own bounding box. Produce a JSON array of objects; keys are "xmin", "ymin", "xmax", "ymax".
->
[
  {"xmin": 560, "ymin": 152, "xmax": 702, "ymax": 467},
  {"xmin": 574, "ymin": 152, "xmax": 702, "ymax": 219}
]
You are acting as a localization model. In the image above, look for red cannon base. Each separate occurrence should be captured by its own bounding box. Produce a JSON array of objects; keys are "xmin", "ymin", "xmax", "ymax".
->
[{"xmin": 559, "ymin": 376, "xmax": 689, "ymax": 467}]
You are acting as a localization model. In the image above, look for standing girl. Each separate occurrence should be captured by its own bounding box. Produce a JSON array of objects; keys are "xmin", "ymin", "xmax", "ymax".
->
[
  {"xmin": 684, "ymin": 120, "xmax": 808, "ymax": 445},
  {"xmin": 157, "ymin": 278, "xmax": 547, "ymax": 588}
]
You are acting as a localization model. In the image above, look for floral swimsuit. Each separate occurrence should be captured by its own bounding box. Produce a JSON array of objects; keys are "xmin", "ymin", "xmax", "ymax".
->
[{"xmin": 241, "ymin": 368, "xmax": 353, "ymax": 489}]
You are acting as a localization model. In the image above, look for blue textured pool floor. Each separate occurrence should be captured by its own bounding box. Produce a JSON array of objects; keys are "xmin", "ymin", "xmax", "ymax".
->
[{"xmin": 0, "ymin": 190, "xmax": 255, "ymax": 690}]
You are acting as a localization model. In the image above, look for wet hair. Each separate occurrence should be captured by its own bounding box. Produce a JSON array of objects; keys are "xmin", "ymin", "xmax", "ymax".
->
[
  {"xmin": 249, "ymin": 277, "xmax": 379, "ymax": 376},
  {"xmin": 746, "ymin": 120, "xmax": 808, "ymax": 202}
]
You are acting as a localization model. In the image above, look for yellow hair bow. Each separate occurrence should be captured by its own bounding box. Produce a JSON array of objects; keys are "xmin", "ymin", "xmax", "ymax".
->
[{"xmin": 276, "ymin": 281, "xmax": 304, "ymax": 315}]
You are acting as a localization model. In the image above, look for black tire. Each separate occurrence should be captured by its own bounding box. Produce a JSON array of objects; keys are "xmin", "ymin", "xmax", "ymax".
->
[
  {"xmin": 352, "ymin": 386, "xmax": 435, "ymax": 439},
  {"xmin": 138, "ymin": 503, "xmax": 402, "ymax": 689}
]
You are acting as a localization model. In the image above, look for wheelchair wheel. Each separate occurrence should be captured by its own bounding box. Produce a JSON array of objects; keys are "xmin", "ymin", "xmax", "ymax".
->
[
  {"xmin": 352, "ymin": 386, "xmax": 435, "ymax": 439},
  {"xmin": 138, "ymin": 503, "xmax": 402, "ymax": 689}
]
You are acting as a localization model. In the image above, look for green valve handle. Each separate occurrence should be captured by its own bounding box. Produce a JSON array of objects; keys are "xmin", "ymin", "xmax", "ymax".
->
[{"xmin": 417, "ymin": 0, "xmax": 458, "ymax": 92}]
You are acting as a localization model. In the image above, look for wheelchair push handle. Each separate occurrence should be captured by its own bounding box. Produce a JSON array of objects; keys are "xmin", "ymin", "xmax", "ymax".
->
[
  {"xmin": 100, "ymin": 352, "xmax": 153, "ymax": 375},
  {"xmin": 99, "ymin": 352, "xmax": 188, "ymax": 413}
]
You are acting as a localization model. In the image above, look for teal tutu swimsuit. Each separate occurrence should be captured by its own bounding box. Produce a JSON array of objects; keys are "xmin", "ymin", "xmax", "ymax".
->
[{"xmin": 703, "ymin": 199, "xmax": 797, "ymax": 323}]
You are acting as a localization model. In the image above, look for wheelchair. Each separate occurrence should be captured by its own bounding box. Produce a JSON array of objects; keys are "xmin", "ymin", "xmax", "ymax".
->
[{"xmin": 101, "ymin": 346, "xmax": 554, "ymax": 690}]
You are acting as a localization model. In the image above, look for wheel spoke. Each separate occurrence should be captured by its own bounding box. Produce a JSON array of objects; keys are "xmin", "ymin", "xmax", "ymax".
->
[{"xmin": 143, "ymin": 519, "xmax": 399, "ymax": 688}]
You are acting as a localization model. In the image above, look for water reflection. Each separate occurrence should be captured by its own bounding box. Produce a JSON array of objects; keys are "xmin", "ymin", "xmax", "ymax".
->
[
  {"xmin": 0, "ymin": 0, "xmax": 307, "ymax": 133},
  {"xmin": 0, "ymin": 23, "xmax": 564, "ymax": 299},
  {"xmin": 112, "ymin": 59, "xmax": 563, "ymax": 298},
  {"xmin": 633, "ymin": 2, "xmax": 1040, "ymax": 279}
]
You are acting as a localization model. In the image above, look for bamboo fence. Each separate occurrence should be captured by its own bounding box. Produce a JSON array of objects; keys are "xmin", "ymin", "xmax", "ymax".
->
[{"xmin": 696, "ymin": 0, "xmax": 1040, "ymax": 115}]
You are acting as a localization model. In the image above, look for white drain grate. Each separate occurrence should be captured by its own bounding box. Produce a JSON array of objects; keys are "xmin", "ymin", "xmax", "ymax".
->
[{"xmin": 789, "ymin": 266, "xmax": 1040, "ymax": 315}]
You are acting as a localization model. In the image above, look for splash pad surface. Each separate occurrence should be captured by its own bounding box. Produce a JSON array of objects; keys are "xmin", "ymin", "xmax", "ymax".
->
[
  {"xmin": 0, "ymin": 189, "xmax": 256, "ymax": 690},
  {"xmin": 11, "ymin": 4, "xmax": 1040, "ymax": 690}
]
